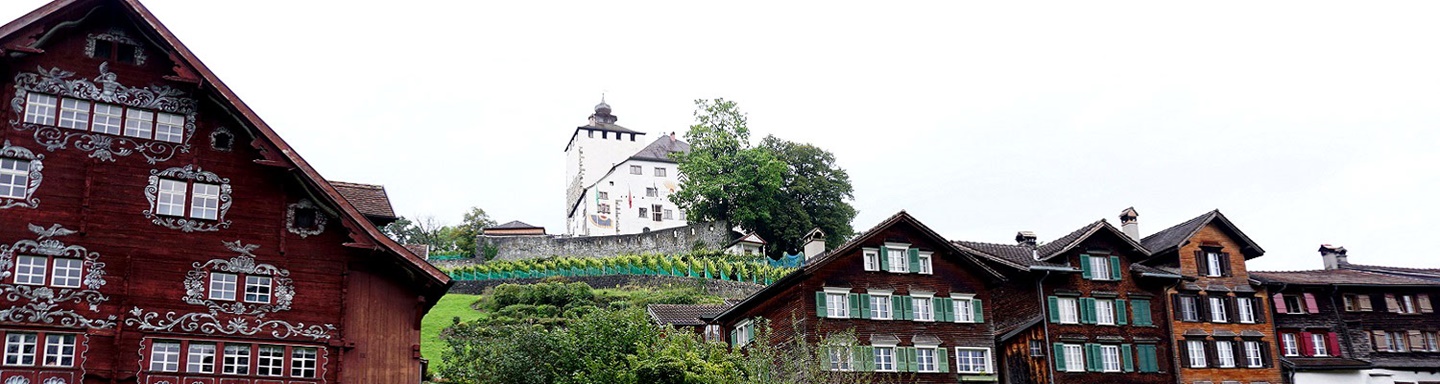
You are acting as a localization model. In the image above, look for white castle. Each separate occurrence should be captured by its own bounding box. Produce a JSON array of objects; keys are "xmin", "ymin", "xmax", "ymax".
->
[{"xmin": 564, "ymin": 101, "xmax": 690, "ymax": 236}]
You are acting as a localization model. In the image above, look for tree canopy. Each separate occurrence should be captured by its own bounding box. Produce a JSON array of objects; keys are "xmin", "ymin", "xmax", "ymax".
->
[
  {"xmin": 381, "ymin": 207, "xmax": 496, "ymax": 256},
  {"xmin": 671, "ymin": 99, "xmax": 857, "ymax": 258}
]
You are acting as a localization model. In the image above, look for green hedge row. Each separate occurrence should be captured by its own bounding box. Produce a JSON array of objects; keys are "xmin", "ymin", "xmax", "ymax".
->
[{"xmin": 442, "ymin": 254, "xmax": 794, "ymax": 285}]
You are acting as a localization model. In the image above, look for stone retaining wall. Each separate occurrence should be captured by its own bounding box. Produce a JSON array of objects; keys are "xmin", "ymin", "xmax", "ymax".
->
[{"xmin": 446, "ymin": 275, "xmax": 764, "ymax": 299}]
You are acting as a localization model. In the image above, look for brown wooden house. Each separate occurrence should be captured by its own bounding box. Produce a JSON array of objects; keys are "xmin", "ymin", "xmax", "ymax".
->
[
  {"xmin": 0, "ymin": 0, "xmax": 452, "ymax": 382},
  {"xmin": 961, "ymin": 216, "xmax": 1180, "ymax": 384},
  {"xmin": 1138, "ymin": 210, "xmax": 1283, "ymax": 384},
  {"xmin": 711, "ymin": 211, "xmax": 1009, "ymax": 383}
]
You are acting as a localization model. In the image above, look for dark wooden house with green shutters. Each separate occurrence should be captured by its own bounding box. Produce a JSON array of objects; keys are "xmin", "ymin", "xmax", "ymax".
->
[
  {"xmin": 712, "ymin": 211, "xmax": 1010, "ymax": 383},
  {"xmin": 962, "ymin": 213, "xmax": 1179, "ymax": 384}
]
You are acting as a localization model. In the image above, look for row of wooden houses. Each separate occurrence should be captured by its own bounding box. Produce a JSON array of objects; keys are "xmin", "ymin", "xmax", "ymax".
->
[{"xmin": 652, "ymin": 210, "xmax": 1440, "ymax": 384}]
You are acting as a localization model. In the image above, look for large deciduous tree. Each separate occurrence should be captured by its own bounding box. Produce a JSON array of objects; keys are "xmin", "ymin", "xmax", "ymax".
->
[{"xmin": 672, "ymin": 99, "xmax": 856, "ymax": 259}]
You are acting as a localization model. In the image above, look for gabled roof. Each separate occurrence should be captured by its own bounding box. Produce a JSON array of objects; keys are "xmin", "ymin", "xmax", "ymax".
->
[
  {"xmin": 951, "ymin": 240, "xmax": 1069, "ymax": 271},
  {"xmin": 1140, "ymin": 210, "xmax": 1265, "ymax": 259},
  {"xmin": 629, "ymin": 134, "xmax": 690, "ymax": 163},
  {"xmin": 0, "ymin": 0, "xmax": 451, "ymax": 301},
  {"xmin": 647, "ymin": 303, "xmax": 735, "ymax": 327},
  {"xmin": 713, "ymin": 211, "xmax": 1007, "ymax": 323},
  {"xmin": 955, "ymin": 219, "xmax": 1149, "ymax": 272},
  {"xmin": 331, "ymin": 181, "xmax": 398, "ymax": 221},
  {"xmin": 1035, "ymin": 220, "xmax": 1149, "ymax": 261},
  {"xmin": 725, "ymin": 232, "xmax": 766, "ymax": 248},
  {"xmin": 488, "ymin": 220, "xmax": 542, "ymax": 230},
  {"xmin": 1251, "ymin": 269, "xmax": 1440, "ymax": 287}
]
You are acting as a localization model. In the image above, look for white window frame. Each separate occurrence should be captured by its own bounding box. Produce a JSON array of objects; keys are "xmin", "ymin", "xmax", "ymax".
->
[
  {"xmin": 1388, "ymin": 331, "xmax": 1409, "ymax": 352},
  {"xmin": 734, "ymin": 320, "xmax": 753, "ymax": 347},
  {"xmin": 1312, "ymin": 333, "xmax": 1329, "ymax": 356},
  {"xmin": 92, "ymin": 103, "xmax": 122, "ymax": 135},
  {"xmin": 870, "ymin": 292, "xmax": 893, "ymax": 320},
  {"xmin": 14, "ymin": 255, "xmax": 48, "ymax": 286},
  {"xmin": 187, "ymin": 342, "xmax": 216, "ymax": 373},
  {"xmin": 209, "ymin": 272, "xmax": 238, "ymax": 301},
  {"xmin": 1238, "ymin": 297, "xmax": 1256, "ymax": 324},
  {"xmin": 828, "ymin": 345, "xmax": 854, "ymax": 372},
  {"xmin": 222, "ymin": 344, "xmax": 250, "ymax": 375},
  {"xmin": 1091, "ymin": 256, "xmax": 1111, "ymax": 280},
  {"xmin": 874, "ymin": 346, "xmax": 896, "ymax": 372},
  {"xmin": 954, "ymin": 297, "xmax": 975, "ymax": 323},
  {"xmin": 654, "ymin": 167, "xmax": 667, "ymax": 177},
  {"xmin": 1096, "ymin": 299, "xmax": 1116, "ymax": 325},
  {"xmin": 291, "ymin": 347, "xmax": 319, "ymax": 378},
  {"xmin": 1244, "ymin": 341, "xmax": 1264, "ymax": 368},
  {"xmin": 24, "ymin": 93, "xmax": 58, "ymax": 126},
  {"xmin": 150, "ymin": 341, "xmax": 180, "ymax": 372},
  {"xmin": 1101, "ymin": 345, "xmax": 1121, "ymax": 372},
  {"xmin": 1281, "ymin": 333, "xmax": 1299, "ymax": 356},
  {"xmin": 645, "ymin": 187, "xmax": 658, "ymax": 197},
  {"xmin": 664, "ymin": 209, "xmax": 673, "ymax": 220},
  {"xmin": 58, "ymin": 98, "xmax": 90, "ymax": 130},
  {"xmin": 916, "ymin": 346, "xmax": 938, "ymax": 372},
  {"xmin": 911, "ymin": 293, "xmax": 934, "ymax": 322},
  {"xmin": 1179, "ymin": 296, "xmax": 1199, "ymax": 321},
  {"xmin": 954, "ymin": 347, "xmax": 992, "ymax": 374},
  {"xmin": 3, "ymin": 333, "xmax": 37, "ymax": 366},
  {"xmin": 1401, "ymin": 295, "xmax": 1417, "ymax": 314},
  {"xmin": 50, "ymin": 258, "xmax": 83, "ymax": 288},
  {"xmin": 156, "ymin": 179, "xmax": 188, "ymax": 217},
  {"xmin": 886, "ymin": 244, "xmax": 909, "ymax": 273},
  {"xmin": 155, "ymin": 112, "xmax": 185, "ymax": 143},
  {"xmin": 918, "ymin": 251, "xmax": 933, "ymax": 274},
  {"xmin": 630, "ymin": 165, "xmax": 642, "ymax": 175},
  {"xmin": 0, "ymin": 157, "xmax": 31, "ymax": 199},
  {"xmin": 1216, "ymin": 340, "xmax": 1236, "ymax": 368},
  {"xmin": 825, "ymin": 291, "xmax": 849, "ymax": 319},
  {"xmin": 1062, "ymin": 344, "xmax": 1085, "ymax": 372},
  {"xmin": 41, "ymin": 334, "xmax": 75, "ymax": 368},
  {"xmin": 125, "ymin": 109, "xmax": 155, "ymax": 138},
  {"xmin": 257, "ymin": 345, "xmax": 285, "ymax": 377},
  {"xmin": 1187, "ymin": 340, "xmax": 1207, "ymax": 368},
  {"xmin": 1206, "ymin": 252, "xmax": 1224, "ymax": 277},
  {"xmin": 1058, "ymin": 297, "xmax": 1079, "ymax": 324},
  {"xmin": 1426, "ymin": 332, "xmax": 1440, "ymax": 352},
  {"xmin": 862, "ymin": 248, "xmax": 879, "ymax": 271},
  {"xmin": 244, "ymin": 275, "xmax": 272, "ymax": 304},
  {"xmin": 190, "ymin": 182, "xmax": 221, "ymax": 220},
  {"xmin": 1210, "ymin": 296, "xmax": 1229, "ymax": 323}
]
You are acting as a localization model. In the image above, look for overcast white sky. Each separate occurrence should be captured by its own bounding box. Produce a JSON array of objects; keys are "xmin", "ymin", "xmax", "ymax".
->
[{"xmin": 8, "ymin": 1, "xmax": 1437, "ymax": 270}]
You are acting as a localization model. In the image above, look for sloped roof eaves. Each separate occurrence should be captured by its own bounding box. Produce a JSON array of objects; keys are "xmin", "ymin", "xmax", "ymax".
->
[
  {"xmin": 489, "ymin": 220, "xmax": 541, "ymax": 230},
  {"xmin": 629, "ymin": 136, "xmax": 690, "ymax": 163},
  {"xmin": 714, "ymin": 211, "xmax": 1009, "ymax": 322},
  {"xmin": 1252, "ymin": 269, "xmax": 1440, "ymax": 287},
  {"xmin": 648, "ymin": 304, "xmax": 734, "ymax": 326},
  {"xmin": 997, "ymin": 316, "xmax": 1043, "ymax": 342},
  {"xmin": 1140, "ymin": 210, "xmax": 1265, "ymax": 259},
  {"xmin": 331, "ymin": 181, "xmax": 397, "ymax": 219},
  {"xmin": 951, "ymin": 241, "xmax": 1069, "ymax": 271},
  {"xmin": 9, "ymin": 0, "xmax": 454, "ymax": 294}
]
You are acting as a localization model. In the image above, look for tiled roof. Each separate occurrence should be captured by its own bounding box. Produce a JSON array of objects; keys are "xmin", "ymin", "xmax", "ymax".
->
[
  {"xmin": 1251, "ymin": 269, "xmax": 1440, "ymax": 286},
  {"xmin": 1140, "ymin": 210, "xmax": 1215, "ymax": 252},
  {"xmin": 1036, "ymin": 220, "xmax": 1107, "ymax": 258},
  {"xmin": 630, "ymin": 135, "xmax": 690, "ymax": 163},
  {"xmin": 489, "ymin": 220, "xmax": 541, "ymax": 229},
  {"xmin": 1345, "ymin": 264, "xmax": 1440, "ymax": 281},
  {"xmin": 580, "ymin": 122, "xmax": 642, "ymax": 134},
  {"xmin": 331, "ymin": 181, "xmax": 397, "ymax": 219},
  {"xmin": 951, "ymin": 241, "xmax": 1067, "ymax": 270},
  {"xmin": 647, "ymin": 303, "xmax": 734, "ymax": 326},
  {"xmin": 404, "ymin": 244, "xmax": 430, "ymax": 260},
  {"xmin": 1130, "ymin": 263, "xmax": 1182, "ymax": 277}
]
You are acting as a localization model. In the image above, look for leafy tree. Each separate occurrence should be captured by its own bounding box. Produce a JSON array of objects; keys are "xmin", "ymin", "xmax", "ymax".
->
[
  {"xmin": 380, "ymin": 216, "xmax": 416, "ymax": 244},
  {"xmin": 380, "ymin": 208, "xmax": 497, "ymax": 256},
  {"xmin": 672, "ymin": 99, "xmax": 857, "ymax": 258},
  {"xmin": 455, "ymin": 207, "xmax": 497, "ymax": 256}
]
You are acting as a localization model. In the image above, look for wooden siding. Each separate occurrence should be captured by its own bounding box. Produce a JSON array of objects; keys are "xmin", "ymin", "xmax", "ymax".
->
[{"xmin": 0, "ymin": 2, "xmax": 430, "ymax": 382}]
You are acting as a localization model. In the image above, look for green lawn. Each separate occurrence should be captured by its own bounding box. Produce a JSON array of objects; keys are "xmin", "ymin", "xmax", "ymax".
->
[{"xmin": 421, "ymin": 293, "xmax": 485, "ymax": 367}]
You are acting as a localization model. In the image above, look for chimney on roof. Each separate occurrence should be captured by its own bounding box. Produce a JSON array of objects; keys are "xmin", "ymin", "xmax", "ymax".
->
[
  {"xmin": 1120, "ymin": 207, "xmax": 1140, "ymax": 241},
  {"xmin": 1319, "ymin": 244, "xmax": 1349, "ymax": 270},
  {"xmin": 803, "ymin": 228, "xmax": 827, "ymax": 260},
  {"xmin": 1016, "ymin": 231, "xmax": 1039, "ymax": 260}
]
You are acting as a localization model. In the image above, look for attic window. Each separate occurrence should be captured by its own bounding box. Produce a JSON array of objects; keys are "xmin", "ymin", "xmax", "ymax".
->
[
  {"xmin": 286, "ymin": 199, "xmax": 327, "ymax": 238},
  {"xmin": 210, "ymin": 128, "xmax": 234, "ymax": 151},
  {"xmin": 86, "ymin": 31, "xmax": 147, "ymax": 65}
]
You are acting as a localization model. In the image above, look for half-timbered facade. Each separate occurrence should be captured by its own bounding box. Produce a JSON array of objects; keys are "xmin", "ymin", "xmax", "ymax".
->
[
  {"xmin": 0, "ymin": 1, "xmax": 451, "ymax": 383},
  {"xmin": 712, "ymin": 211, "xmax": 1008, "ymax": 383},
  {"xmin": 1252, "ymin": 246, "xmax": 1440, "ymax": 384},
  {"xmin": 1139, "ymin": 210, "xmax": 1283, "ymax": 384},
  {"xmin": 963, "ymin": 217, "xmax": 1179, "ymax": 384}
]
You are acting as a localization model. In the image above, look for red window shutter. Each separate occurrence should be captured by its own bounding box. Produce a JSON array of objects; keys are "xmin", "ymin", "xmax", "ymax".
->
[
  {"xmin": 1299, "ymin": 332, "xmax": 1314, "ymax": 357},
  {"xmin": 1327, "ymin": 333, "xmax": 1341, "ymax": 357},
  {"xmin": 1303, "ymin": 293, "xmax": 1320, "ymax": 314},
  {"xmin": 1273, "ymin": 293, "xmax": 1287, "ymax": 313}
]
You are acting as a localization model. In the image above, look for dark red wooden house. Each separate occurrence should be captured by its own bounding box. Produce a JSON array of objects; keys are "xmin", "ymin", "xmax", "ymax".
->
[{"xmin": 0, "ymin": 0, "xmax": 452, "ymax": 382}]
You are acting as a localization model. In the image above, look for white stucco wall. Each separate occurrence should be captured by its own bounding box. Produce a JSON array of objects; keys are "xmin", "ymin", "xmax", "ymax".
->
[
  {"xmin": 566, "ymin": 158, "xmax": 686, "ymax": 236},
  {"xmin": 1294, "ymin": 369, "xmax": 1440, "ymax": 384}
]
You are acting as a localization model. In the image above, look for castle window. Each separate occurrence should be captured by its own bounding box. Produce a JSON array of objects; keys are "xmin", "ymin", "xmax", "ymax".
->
[
  {"xmin": 652, "ymin": 204, "xmax": 663, "ymax": 221},
  {"xmin": 630, "ymin": 165, "xmax": 642, "ymax": 175},
  {"xmin": 597, "ymin": 191, "xmax": 609, "ymax": 200},
  {"xmin": 646, "ymin": 187, "xmax": 658, "ymax": 197},
  {"xmin": 664, "ymin": 209, "xmax": 674, "ymax": 220},
  {"xmin": 654, "ymin": 167, "xmax": 667, "ymax": 177}
]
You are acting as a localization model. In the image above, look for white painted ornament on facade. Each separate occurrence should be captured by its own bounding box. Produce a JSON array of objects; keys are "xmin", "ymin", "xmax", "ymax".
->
[
  {"xmin": 0, "ymin": 224, "xmax": 116, "ymax": 329},
  {"xmin": 142, "ymin": 165, "xmax": 232, "ymax": 232},
  {"xmin": 9, "ymin": 63, "xmax": 197, "ymax": 164},
  {"xmin": 0, "ymin": 141, "xmax": 43, "ymax": 210}
]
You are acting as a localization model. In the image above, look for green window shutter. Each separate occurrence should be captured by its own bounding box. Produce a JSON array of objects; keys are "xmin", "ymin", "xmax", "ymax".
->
[
  {"xmin": 849, "ymin": 294, "xmax": 861, "ymax": 319},
  {"xmin": 730, "ymin": 329, "xmax": 737, "ymax": 347},
  {"xmin": 746, "ymin": 322, "xmax": 754, "ymax": 341},
  {"xmin": 1116, "ymin": 299, "xmax": 1128, "ymax": 325},
  {"xmin": 1138, "ymin": 345, "xmax": 1157, "ymax": 372},
  {"xmin": 860, "ymin": 294, "xmax": 872, "ymax": 319},
  {"xmin": 850, "ymin": 346, "xmax": 863, "ymax": 371},
  {"xmin": 973, "ymin": 298, "xmax": 985, "ymax": 323},
  {"xmin": 1053, "ymin": 343, "xmax": 1067, "ymax": 372},
  {"xmin": 1088, "ymin": 344, "xmax": 1101, "ymax": 372},
  {"xmin": 892, "ymin": 296, "xmax": 904, "ymax": 320},
  {"xmin": 935, "ymin": 298, "xmax": 949, "ymax": 322},
  {"xmin": 1048, "ymin": 296, "xmax": 1061, "ymax": 323},
  {"xmin": 1109, "ymin": 256, "xmax": 1122, "ymax": 281},
  {"xmin": 1080, "ymin": 298, "xmax": 1094, "ymax": 324},
  {"xmin": 879, "ymin": 247, "xmax": 889, "ymax": 271},
  {"xmin": 908, "ymin": 347, "xmax": 919, "ymax": 372},
  {"xmin": 938, "ymin": 348, "xmax": 949, "ymax": 373},
  {"xmin": 1133, "ymin": 299, "xmax": 1151, "ymax": 326},
  {"xmin": 908, "ymin": 248, "xmax": 920, "ymax": 273},
  {"xmin": 816, "ymin": 292, "xmax": 827, "ymax": 318},
  {"xmin": 904, "ymin": 297, "xmax": 915, "ymax": 320},
  {"xmin": 1121, "ymin": 344, "xmax": 1134, "ymax": 372},
  {"xmin": 1080, "ymin": 255, "xmax": 1093, "ymax": 279}
]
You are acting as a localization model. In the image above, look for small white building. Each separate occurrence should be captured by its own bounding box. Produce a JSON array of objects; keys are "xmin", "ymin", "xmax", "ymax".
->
[
  {"xmin": 565, "ymin": 101, "xmax": 690, "ymax": 236},
  {"xmin": 725, "ymin": 232, "xmax": 766, "ymax": 256}
]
